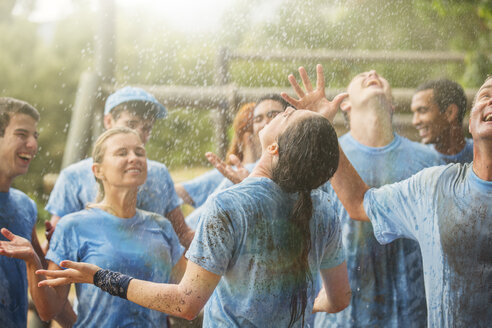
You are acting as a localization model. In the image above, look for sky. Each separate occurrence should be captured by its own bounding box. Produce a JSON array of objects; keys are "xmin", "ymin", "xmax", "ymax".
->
[{"xmin": 19, "ymin": 0, "xmax": 234, "ymax": 33}]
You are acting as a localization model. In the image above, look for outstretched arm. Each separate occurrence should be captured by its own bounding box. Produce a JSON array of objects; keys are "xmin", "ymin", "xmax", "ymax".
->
[
  {"xmin": 37, "ymin": 259, "xmax": 220, "ymax": 321},
  {"xmin": 0, "ymin": 228, "xmax": 72, "ymax": 322},
  {"xmin": 166, "ymin": 207, "xmax": 195, "ymax": 248},
  {"xmin": 283, "ymin": 64, "xmax": 369, "ymax": 221}
]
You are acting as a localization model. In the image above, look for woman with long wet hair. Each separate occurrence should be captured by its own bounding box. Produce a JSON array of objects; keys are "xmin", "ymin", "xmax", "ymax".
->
[{"xmin": 38, "ymin": 104, "xmax": 351, "ymax": 327}]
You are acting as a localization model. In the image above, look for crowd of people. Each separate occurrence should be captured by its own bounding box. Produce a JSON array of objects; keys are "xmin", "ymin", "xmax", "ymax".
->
[{"xmin": 0, "ymin": 63, "xmax": 490, "ymax": 328}]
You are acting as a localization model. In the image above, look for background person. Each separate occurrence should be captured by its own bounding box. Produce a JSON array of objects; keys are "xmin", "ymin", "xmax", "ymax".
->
[
  {"xmin": 411, "ymin": 78, "xmax": 472, "ymax": 163},
  {"xmin": 45, "ymin": 86, "xmax": 193, "ymax": 247}
]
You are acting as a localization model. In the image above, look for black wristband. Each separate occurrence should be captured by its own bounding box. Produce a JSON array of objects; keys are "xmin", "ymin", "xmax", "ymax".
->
[{"xmin": 93, "ymin": 269, "xmax": 134, "ymax": 300}]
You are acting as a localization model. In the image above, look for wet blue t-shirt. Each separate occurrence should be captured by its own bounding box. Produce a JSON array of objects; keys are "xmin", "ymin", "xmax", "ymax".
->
[
  {"xmin": 46, "ymin": 208, "xmax": 184, "ymax": 328},
  {"xmin": 426, "ymin": 138, "xmax": 473, "ymax": 164},
  {"xmin": 316, "ymin": 133, "xmax": 444, "ymax": 328},
  {"xmin": 364, "ymin": 163, "xmax": 492, "ymax": 327},
  {"xmin": 185, "ymin": 163, "xmax": 257, "ymax": 230},
  {"xmin": 0, "ymin": 189, "xmax": 37, "ymax": 328},
  {"xmin": 181, "ymin": 168, "xmax": 225, "ymax": 207},
  {"xmin": 186, "ymin": 177, "xmax": 345, "ymax": 328},
  {"xmin": 46, "ymin": 158, "xmax": 181, "ymax": 217}
]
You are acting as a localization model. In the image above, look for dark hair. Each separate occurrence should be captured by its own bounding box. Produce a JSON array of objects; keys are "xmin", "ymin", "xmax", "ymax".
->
[
  {"xmin": 255, "ymin": 94, "xmax": 291, "ymax": 111},
  {"xmin": 271, "ymin": 114, "xmax": 339, "ymax": 327},
  {"xmin": 416, "ymin": 79, "xmax": 467, "ymax": 124},
  {"xmin": 225, "ymin": 102, "xmax": 255, "ymax": 164},
  {"xmin": 109, "ymin": 100, "xmax": 159, "ymax": 121},
  {"xmin": 0, "ymin": 97, "xmax": 40, "ymax": 137}
]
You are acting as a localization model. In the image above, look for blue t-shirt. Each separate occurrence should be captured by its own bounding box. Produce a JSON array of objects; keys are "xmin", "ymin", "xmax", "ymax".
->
[
  {"xmin": 46, "ymin": 208, "xmax": 184, "ymax": 328},
  {"xmin": 46, "ymin": 158, "xmax": 181, "ymax": 217},
  {"xmin": 0, "ymin": 189, "xmax": 37, "ymax": 328},
  {"xmin": 426, "ymin": 138, "xmax": 473, "ymax": 164},
  {"xmin": 181, "ymin": 168, "xmax": 225, "ymax": 207},
  {"xmin": 364, "ymin": 163, "xmax": 492, "ymax": 327},
  {"xmin": 185, "ymin": 163, "xmax": 257, "ymax": 230},
  {"xmin": 315, "ymin": 133, "xmax": 444, "ymax": 328},
  {"xmin": 186, "ymin": 177, "xmax": 345, "ymax": 328}
]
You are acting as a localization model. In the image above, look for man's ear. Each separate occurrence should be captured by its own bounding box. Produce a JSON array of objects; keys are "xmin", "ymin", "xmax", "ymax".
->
[
  {"xmin": 445, "ymin": 104, "xmax": 459, "ymax": 124},
  {"xmin": 103, "ymin": 114, "xmax": 114, "ymax": 130},
  {"xmin": 267, "ymin": 142, "xmax": 279, "ymax": 156}
]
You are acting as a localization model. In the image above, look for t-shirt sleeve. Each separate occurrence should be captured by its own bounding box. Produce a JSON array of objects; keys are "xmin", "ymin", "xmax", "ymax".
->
[
  {"xmin": 148, "ymin": 164, "xmax": 182, "ymax": 215},
  {"xmin": 46, "ymin": 217, "xmax": 79, "ymax": 266},
  {"xmin": 185, "ymin": 199, "xmax": 235, "ymax": 276},
  {"xmin": 45, "ymin": 169, "xmax": 82, "ymax": 217},
  {"xmin": 182, "ymin": 169, "xmax": 224, "ymax": 207},
  {"xmin": 320, "ymin": 202, "xmax": 345, "ymax": 269},
  {"xmin": 364, "ymin": 167, "xmax": 439, "ymax": 245}
]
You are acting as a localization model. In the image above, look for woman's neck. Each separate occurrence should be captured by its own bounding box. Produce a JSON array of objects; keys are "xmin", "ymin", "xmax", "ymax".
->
[
  {"xmin": 250, "ymin": 153, "xmax": 274, "ymax": 179},
  {"xmin": 97, "ymin": 187, "xmax": 138, "ymax": 218}
]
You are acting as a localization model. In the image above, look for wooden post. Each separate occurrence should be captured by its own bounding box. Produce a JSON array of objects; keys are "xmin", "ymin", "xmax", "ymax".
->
[
  {"xmin": 214, "ymin": 47, "xmax": 230, "ymax": 158},
  {"xmin": 61, "ymin": 72, "xmax": 100, "ymax": 168},
  {"xmin": 93, "ymin": 0, "xmax": 116, "ymax": 141}
]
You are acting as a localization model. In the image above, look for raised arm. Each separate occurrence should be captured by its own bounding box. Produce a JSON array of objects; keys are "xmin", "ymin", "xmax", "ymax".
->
[
  {"xmin": 37, "ymin": 259, "xmax": 220, "ymax": 321},
  {"xmin": 0, "ymin": 228, "xmax": 72, "ymax": 322},
  {"xmin": 283, "ymin": 64, "xmax": 370, "ymax": 221},
  {"xmin": 205, "ymin": 152, "xmax": 250, "ymax": 184}
]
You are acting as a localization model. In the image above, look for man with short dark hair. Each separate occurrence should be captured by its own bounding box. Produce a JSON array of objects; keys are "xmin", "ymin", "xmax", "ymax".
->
[
  {"xmin": 411, "ymin": 79, "xmax": 473, "ymax": 163},
  {"xmin": 46, "ymin": 87, "xmax": 194, "ymax": 247},
  {"xmin": 0, "ymin": 97, "xmax": 45, "ymax": 327}
]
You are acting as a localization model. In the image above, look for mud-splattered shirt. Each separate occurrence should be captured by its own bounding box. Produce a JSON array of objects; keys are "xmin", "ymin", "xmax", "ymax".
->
[
  {"xmin": 186, "ymin": 176, "xmax": 344, "ymax": 328},
  {"xmin": 0, "ymin": 189, "xmax": 37, "ymax": 328},
  {"xmin": 426, "ymin": 137, "xmax": 473, "ymax": 164},
  {"xmin": 46, "ymin": 157, "xmax": 181, "ymax": 218},
  {"xmin": 364, "ymin": 163, "xmax": 492, "ymax": 327},
  {"xmin": 47, "ymin": 208, "xmax": 184, "ymax": 328},
  {"xmin": 316, "ymin": 133, "xmax": 443, "ymax": 328}
]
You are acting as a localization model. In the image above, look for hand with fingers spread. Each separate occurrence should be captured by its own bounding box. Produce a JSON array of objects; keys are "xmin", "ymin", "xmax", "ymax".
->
[
  {"xmin": 0, "ymin": 228, "xmax": 37, "ymax": 263},
  {"xmin": 205, "ymin": 152, "xmax": 250, "ymax": 185},
  {"xmin": 281, "ymin": 64, "xmax": 348, "ymax": 122},
  {"xmin": 37, "ymin": 260, "xmax": 100, "ymax": 287}
]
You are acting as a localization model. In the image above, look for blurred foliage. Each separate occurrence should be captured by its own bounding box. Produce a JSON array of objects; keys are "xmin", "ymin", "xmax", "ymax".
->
[{"xmin": 1, "ymin": 0, "xmax": 490, "ymax": 220}]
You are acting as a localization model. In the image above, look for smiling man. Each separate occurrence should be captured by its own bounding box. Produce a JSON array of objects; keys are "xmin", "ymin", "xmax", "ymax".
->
[
  {"xmin": 45, "ymin": 87, "xmax": 193, "ymax": 247},
  {"xmin": 411, "ymin": 79, "xmax": 472, "ymax": 163},
  {"xmin": 0, "ymin": 97, "xmax": 43, "ymax": 328}
]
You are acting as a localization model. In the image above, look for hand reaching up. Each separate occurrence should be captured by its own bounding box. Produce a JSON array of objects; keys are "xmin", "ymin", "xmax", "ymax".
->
[
  {"xmin": 281, "ymin": 64, "xmax": 348, "ymax": 122},
  {"xmin": 206, "ymin": 152, "xmax": 250, "ymax": 185}
]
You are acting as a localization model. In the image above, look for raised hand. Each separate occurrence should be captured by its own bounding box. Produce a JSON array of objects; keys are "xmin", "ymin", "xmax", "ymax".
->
[
  {"xmin": 205, "ymin": 152, "xmax": 250, "ymax": 184},
  {"xmin": 281, "ymin": 64, "xmax": 348, "ymax": 122},
  {"xmin": 36, "ymin": 260, "xmax": 100, "ymax": 287},
  {"xmin": 0, "ymin": 228, "xmax": 36, "ymax": 262}
]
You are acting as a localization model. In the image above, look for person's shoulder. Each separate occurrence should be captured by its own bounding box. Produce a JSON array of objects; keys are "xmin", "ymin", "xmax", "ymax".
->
[
  {"xmin": 8, "ymin": 188, "xmax": 37, "ymax": 212},
  {"xmin": 146, "ymin": 159, "xmax": 170, "ymax": 172},
  {"xmin": 137, "ymin": 208, "xmax": 170, "ymax": 225},
  {"xmin": 397, "ymin": 135, "xmax": 444, "ymax": 163},
  {"xmin": 58, "ymin": 208, "xmax": 98, "ymax": 228},
  {"xmin": 60, "ymin": 157, "xmax": 94, "ymax": 176}
]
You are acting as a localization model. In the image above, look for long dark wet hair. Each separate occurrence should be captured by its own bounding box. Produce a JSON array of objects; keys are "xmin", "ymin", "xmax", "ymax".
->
[{"xmin": 271, "ymin": 114, "xmax": 339, "ymax": 327}]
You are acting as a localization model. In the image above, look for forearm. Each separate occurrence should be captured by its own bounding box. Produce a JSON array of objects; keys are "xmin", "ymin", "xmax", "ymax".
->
[
  {"xmin": 26, "ymin": 258, "xmax": 69, "ymax": 321},
  {"xmin": 166, "ymin": 208, "xmax": 194, "ymax": 248},
  {"xmin": 331, "ymin": 146, "xmax": 370, "ymax": 221},
  {"xmin": 127, "ymin": 280, "xmax": 202, "ymax": 320}
]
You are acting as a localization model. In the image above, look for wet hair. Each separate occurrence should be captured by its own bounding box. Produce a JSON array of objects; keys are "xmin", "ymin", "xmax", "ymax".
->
[
  {"xmin": 225, "ymin": 102, "xmax": 255, "ymax": 164},
  {"xmin": 416, "ymin": 79, "xmax": 467, "ymax": 124},
  {"xmin": 255, "ymin": 94, "xmax": 291, "ymax": 111},
  {"xmin": 271, "ymin": 114, "xmax": 339, "ymax": 327},
  {"xmin": 0, "ymin": 97, "xmax": 40, "ymax": 137},
  {"xmin": 90, "ymin": 127, "xmax": 142, "ymax": 202},
  {"xmin": 109, "ymin": 100, "xmax": 159, "ymax": 121}
]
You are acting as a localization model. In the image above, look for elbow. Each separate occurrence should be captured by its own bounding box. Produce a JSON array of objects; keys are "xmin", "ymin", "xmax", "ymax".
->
[
  {"xmin": 329, "ymin": 291, "xmax": 351, "ymax": 313},
  {"xmin": 37, "ymin": 308, "xmax": 57, "ymax": 322},
  {"xmin": 177, "ymin": 306, "xmax": 201, "ymax": 321}
]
